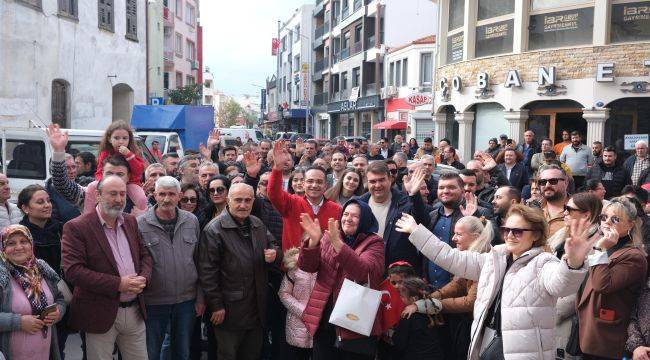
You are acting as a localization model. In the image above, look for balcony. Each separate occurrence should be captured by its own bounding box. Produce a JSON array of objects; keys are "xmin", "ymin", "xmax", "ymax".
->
[
  {"xmin": 363, "ymin": 83, "xmax": 378, "ymax": 96},
  {"xmin": 163, "ymin": 7, "xmax": 174, "ymax": 27},
  {"xmin": 314, "ymin": 0, "xmax": 325, "ymax": 15},
  {"xmin": 332, "ymin": 16, "xmax": 340, "ymax": 27},
  {"xmin": 340, "ymin": 47, "xmax": 350, "ymax": 60},
  {"xmin": 351, "ymin": 41, "xmax": 362, "ymax": 56},
  {"xmin": 365, "ymin": 34, "xmax": 376, "ymax": 49},
  {"xmin": 313, "ymin": 58, "xmax": 329, "ymax": 73},
  {"xmin": 313, "ymin": 92, "xmax": 329, "ymax": 106},
  {"xmin": 163, "ymin": 50, "xmax": 174, "ymax": 69}
]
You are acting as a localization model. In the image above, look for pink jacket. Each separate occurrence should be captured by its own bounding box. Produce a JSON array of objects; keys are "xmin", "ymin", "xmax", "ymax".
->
[{"xmin": 279, "ymin": 267, "xmax": 317, "ymax": 348}]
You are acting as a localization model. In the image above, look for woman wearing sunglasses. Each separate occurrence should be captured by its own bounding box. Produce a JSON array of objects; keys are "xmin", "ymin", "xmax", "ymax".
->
[
  {"xmin": 547, "ymin": 192, "xmax": 602, "ymax": 359},
  {"xmin": 577, "ymin": 197, "xmax": 647, "ymax": 360},
  {"xmin": 396, "ymin": 204, "xmax": 594, "ymax": 360},
  {"xmin": 324, "ymin": 168, "xmax": 364, "ymax": 206},
  {"xmin": 179, "ymin": 183, "xmax": 201, "ymax": 216},
  {"xmin": 198, "ymin": 175, "xmax": 231, "ymax": 230}
]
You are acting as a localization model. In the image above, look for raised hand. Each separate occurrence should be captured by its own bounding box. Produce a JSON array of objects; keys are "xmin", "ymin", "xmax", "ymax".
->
[
  {"xmin": 272, "ymin": 140, "xmax": 291, "ymax": 170},
  {"xmin": 243, "ymin": 151, "xmax": 262, "ymax": 177},
  {"xmin": 460, "ymin": 192, "xmax": 478, "ymax": 217},
  {"xmin": 199, "ymin": 143, "xmax": 212, "ymax": 159},
  {"xmin": 324, "ymin": 218, "xmax": 343, "ymax": 253},
  {"xmin": 404, "ymin": 167, "xmax": 426, "ymax": 196},
  {"xmin": 299, "ymin": 213, "xmax": 322, "ymax": 248},
  {"xmin": 207, "ymin": 129, "xmax": 220, "ymax": 149},
  {"xmin": 46, "ymin": 123, "xmax": 69, "ymax": 152},
  {"xmin": 395, "ymin": 213, "xmax": 418, "ymax": 234},
  {"xmin": 479, "ymin": 152, "xmax": 497, "ymax": 171},
  {"xmin": 564, "ymin": 217, "xmax": 599, "ymax": 268}
]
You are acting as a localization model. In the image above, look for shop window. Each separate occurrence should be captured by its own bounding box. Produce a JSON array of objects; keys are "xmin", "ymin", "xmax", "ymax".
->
[
  {"xmin": 446, "ymin": 32, "xmax": 464, "ymax": 64},
  {"xmin": 475, "ymin": 19, "xmax": 514, "ymax": 57},
  {"xmin": 610, "ymin": 1, "xmax": 650, "ymax": 43},
  {"xmin": 448, "ymin": 0, "xmax": 464, "ymax": 30},
  {"xmin": 478, "ymin": 0, "xmax": 514, "ymax": 20},
  {"xmin": 531, "ymin": 0, "xmax": 592, "ymax": 11},
  {"xmin": 528, "ymin": 6, "xmax": 594, "ymax": 50}
]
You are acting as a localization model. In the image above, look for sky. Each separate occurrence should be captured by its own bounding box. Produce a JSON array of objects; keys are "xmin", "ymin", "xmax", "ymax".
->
[{"xmin": 200, "ymin": 0, "xmax": 307, "ymax": 98}]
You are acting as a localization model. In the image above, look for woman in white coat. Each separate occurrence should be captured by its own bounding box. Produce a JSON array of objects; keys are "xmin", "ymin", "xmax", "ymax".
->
[{"xmin": 395, "ymin": 204, "xmax": 597, "ymax": 360}]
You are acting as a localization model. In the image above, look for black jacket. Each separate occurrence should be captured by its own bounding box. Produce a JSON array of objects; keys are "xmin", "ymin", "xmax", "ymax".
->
[
  {"xmin": 496, "ymin": 162, "xmax": 529, "ymax": 190},
  {"xmin": 392, "ymin": 313, "xmax": 444, "ymax": 360},
  {"xmin": 586, "ymin": 160, "xmax": 630, "ymax": 199},
  {"xmin": 20, "ymin": 216, "xmax": 63, "ymax": 275}
]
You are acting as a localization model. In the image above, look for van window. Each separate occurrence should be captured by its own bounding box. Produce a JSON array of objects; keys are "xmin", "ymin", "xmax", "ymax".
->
[
  {"xmin": 6, "ymin": 140, "xmax": 46, "ymax": 180},
  {"xmin": 66, "ymin": 141, "xmax": 100, "ymax": 158},
  {"xmin": 168, "ymin": 134, "xmax": 180, "ymax": 154}
]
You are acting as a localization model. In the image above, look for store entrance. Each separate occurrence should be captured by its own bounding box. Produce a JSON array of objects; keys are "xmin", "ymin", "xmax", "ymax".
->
[{"xmin": 527, "ymin": 108, "xmax": 586, "ymax": 145}]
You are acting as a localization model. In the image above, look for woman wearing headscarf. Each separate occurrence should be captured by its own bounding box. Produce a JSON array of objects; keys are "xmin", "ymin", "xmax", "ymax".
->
[
  {"xmin": 298, "ymin": 199, "xmax": 385, "ymax": 359},
  {"xmin": 0, "ymin": 225, "xmax": 66, "ymax": 360}
]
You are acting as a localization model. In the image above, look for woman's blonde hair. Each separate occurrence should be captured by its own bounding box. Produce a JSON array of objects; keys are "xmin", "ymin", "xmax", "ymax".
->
[
  {"xmin": 455, "ymin": 216, "xmax": 492, "ymax": 254},
  {"xmin": 604, "ymin": 196, "xmax": 645, "ymax": 252},
  {"xmin": 506, "ymin": 204, "xmax": 549, "ymax": 249}
]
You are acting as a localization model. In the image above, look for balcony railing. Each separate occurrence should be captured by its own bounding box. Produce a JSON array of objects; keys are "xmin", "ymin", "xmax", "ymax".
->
[
  {"xmin": 340, "ymin": 47, "xmax": 350, "ymax": 60},
  {"xmin": 332, "ymin": 16, "xmax": 340, "ymax": 27},
  {"xmin": 363, "ymin": 83, "xmax": 377, "ymax": 96},
  {"xmin": 314, "ymin": 59, "xmax": 325, "ymax": 73},
  {"xmin": 365, "ymin": 34, "xmax": 376, "ymax": 49},
  {"xmin": 313, "ymin": 92, "xmax": 329, "ymax": 106},
  {"xmin": 163, "ymin": 7, "xmax": 174, "ymax": 27},
  {"xmin": 315, "ymin": 25, "xmax": 325, "ymax": 40},
  {"xmin": 163, "ymin": 50, "xmax": 174, "ymax": 68},
  {"xmin": 323, "ymin": 21, "xmax": 330, "ymax": 34},
  {"xmin": 352, "ymin": 41, "xmax": 362, "ymax": 56},
  {"xmin": 353, "ymin": 0, "xmax": 362, "ymax": 11}
]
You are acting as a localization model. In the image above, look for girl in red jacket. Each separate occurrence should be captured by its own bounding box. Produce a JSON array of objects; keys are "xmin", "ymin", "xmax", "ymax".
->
[{"xmin": 92, "ymin": 120, "xmax": 147, "ymax": 211}]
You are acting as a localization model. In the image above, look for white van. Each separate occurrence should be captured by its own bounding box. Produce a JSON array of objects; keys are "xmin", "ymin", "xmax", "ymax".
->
[
  {"xmin": 218, "ymin": 128, "xmax": 265, "ymax": 143},
  {"xmin": 137, "ymin": 131, "xmax": 185, "ymax": 157},
  {"xmin": 1, "ymin": 127, "xmax": 156, "ymax": 199}
]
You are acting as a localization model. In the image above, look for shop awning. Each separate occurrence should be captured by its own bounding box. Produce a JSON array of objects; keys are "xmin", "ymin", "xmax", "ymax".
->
[{"xmin": 373, "ymin": 120, "xmax": 407, "ymax": 130}]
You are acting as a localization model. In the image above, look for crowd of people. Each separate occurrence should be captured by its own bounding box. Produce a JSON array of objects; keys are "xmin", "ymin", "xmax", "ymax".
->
[{"xmin": 0, "ymin": 121, "xmax": 648, "ymax": 360}]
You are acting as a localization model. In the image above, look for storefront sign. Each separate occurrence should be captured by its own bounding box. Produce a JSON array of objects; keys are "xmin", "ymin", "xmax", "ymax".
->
[
  {"xmin": 446, "ymin": 32, "xmax": 464, "ymax": 64},
  {"xmin": 624, "ymin": 134, "xmax": 649, "ymax": 150},
  {"xmin": 405, "ymin": 93, "xmax": 432, "ymax": 106},
  {"xmin": 529, "ymin": 7, "xmax": 594, "ymax": 50},
  {"xmin": 475, "ymin": 19, "xmax": 514, "ymax": 58},
  {"xmin": 611, "ymin": 2, "xmax": 650, "ymax": 43},
  {"xmin": 301, "ymin": 63, "xmax": 309, "ymax": 106},
  {"xmin": 327, "ymin": 95, "xmax": 382, "ymax": 114}
]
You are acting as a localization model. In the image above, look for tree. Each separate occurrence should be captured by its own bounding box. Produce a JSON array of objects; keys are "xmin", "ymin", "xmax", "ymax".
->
[
  {"xmin": 217, "ymin": 99, "xmax": 244, "ymax": 127},
  {"xmin": 168, "ymin": 84, "xmax": 202, "ymax": 105}
]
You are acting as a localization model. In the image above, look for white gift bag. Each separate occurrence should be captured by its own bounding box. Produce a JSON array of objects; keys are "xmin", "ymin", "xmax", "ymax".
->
[{"xmin": 329, "ymin": 278, "xmax": 382, "ymax": 336}]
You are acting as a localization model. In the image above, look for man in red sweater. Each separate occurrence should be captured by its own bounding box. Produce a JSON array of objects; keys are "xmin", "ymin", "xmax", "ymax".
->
[{"xmin": 268, "ymin": 141, "xmax": 341, "ymax": 251}]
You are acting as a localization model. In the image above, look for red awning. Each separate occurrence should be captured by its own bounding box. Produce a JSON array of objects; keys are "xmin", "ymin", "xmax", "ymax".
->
[{"xmin": 373, "ymin": 120, "xmax": 407, "ymax": 130}]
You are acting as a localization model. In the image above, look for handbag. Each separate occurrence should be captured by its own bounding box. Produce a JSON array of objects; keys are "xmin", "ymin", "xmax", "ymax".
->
[
  {"xmin": 479, "ymin": 329, "xmax": 504, "ymax": 360},
  {"xmin": 329, "ymin": 278, "xmax": 382, "ymax": 336},
  {"xmin": 57, "ymin": 279, "xmax": 73, "ymax": 305},
  {"xmin": 480, "ymin": 272, "xmax": 505, "ymax": 360},
  {"xmin": 565, "ymin": 315, "xmax": 582, "ymax": 356}
]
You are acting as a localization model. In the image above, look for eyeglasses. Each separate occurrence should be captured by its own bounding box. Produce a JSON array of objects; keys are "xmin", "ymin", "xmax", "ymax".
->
[
  {"xmin": 564, "ymin": 205, "xmax": 585, "ymax": 213},
  {"xmin": 500, "ymin": 227, "xmax": 535, "ymax": 238},
  {"xmin": 389, "ymin": 169, "xmax": 398, "ymax": 175},
  {"xmin": 209, "ymin": 186, "xmax": 227, "ymax": 195},
  {"xmin": 598, "ymin": 214, "xmax": 621, "ymax": 224},
  {"xmin": 537, "ymin": 178, "xmax": 565, "ymax": 186},
  {"xmin": 180, "ymin": 197, "xmax": 198, "ymax": 204}
]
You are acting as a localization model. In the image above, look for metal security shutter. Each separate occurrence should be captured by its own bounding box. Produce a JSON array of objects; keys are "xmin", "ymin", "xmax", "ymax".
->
[{"xmin": 415, "ymin": 118, "xmax": 434, "ymax": 144}]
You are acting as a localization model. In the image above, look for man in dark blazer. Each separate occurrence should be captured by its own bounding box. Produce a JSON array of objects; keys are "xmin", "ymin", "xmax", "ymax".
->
[
  {"xmin": 62, "ymin": 175, "xmax": 152, "ymax": 360},
  {"xmin": 497, "ymin": 148, "xmax": 530, "ymax": 191}
]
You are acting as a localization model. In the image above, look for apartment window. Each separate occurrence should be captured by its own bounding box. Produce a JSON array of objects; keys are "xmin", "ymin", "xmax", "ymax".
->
[
  {"xmin": 478, "ymin": 0, "xmax": 514, "ymax": 20},
  {"xmin": 448, "ymin": 0, "xmax": 464, "ymax": 30},
  {"xmin": 17, "ymin": 0, "xmax": 42, "ymax": 10},
  {"xmin": 125, "ymin": 0, "xmax": 138, "ymax": 41},
  {"xmin": 58, "ymin": 0, "xmax": 78, "ymax": 18},
  {"xmin": 186, "ymin": 40, "xmax": 195, "ymax": 61},
  {"xmin": 610, "ymin": 1, "xmax": 650, "ymax": 43},
  {"xmin": 420, "ymin": 52, "xmax": 432, "ymax": 90},
  {"xmin": 186, "ymin": 75, "xmax": 195, "ymax": 85},
  {"xmin": 176, "ymin": 72, "xmax": 183, "ymax": 88},
  {"xmin": 343, "ymin": 31, "xmax": 350, "ymax": 49},
  {"xmin": 528, "ymin": 3, "xmax": 594, "ymax": 50},
  {"xmin": 98, "ymin": 0, "xmax": 114, "ymax": 31},
  {"xmin": 294, "ymin": 55, "xmax": 300, "ymax": 72},
  {"xmin": 52, "ymin": 79, "xmax": 69, "ymax": 128},
  {"xmin": 185, "ymin": 3, "xmax": 195, "ymax": 26},
  {"xmin": 389, "ymin": 62, "xmax": 395, "ymax": 86},
  {"xmin": 164, "ymin": 72, "xmax": 170, "ymax": 89},
  {"xmin": 294, "ymin": 26, "xmax": 301, "ymax": 42},
  {"xmin": 475, "ymin": 19, "xmax": 514, "ymax": 57},
  {"xmin": 352, "ymin": 68, "xmax": 360, "ymax": 87},
  {"xmin": 395, "ymin": 60, "xmax": 401, "ymax": 87},
  {"xmin": 342, "ymin": 72, "xmax": 348, "ymax": 91},
  {"xmin": 175, "ymin": 0, "xmax": 182, "ymax": 19},
  {"xmin": 402, "ymin": 59, "xmax": 408, "ymax": 86},
  {"xmin": 354, "ymin": 25, "xmax": 362, "ymax": 43},
  {"xmin": 175, "ymin": 33, "xmax": 183, "ymax": 56}
]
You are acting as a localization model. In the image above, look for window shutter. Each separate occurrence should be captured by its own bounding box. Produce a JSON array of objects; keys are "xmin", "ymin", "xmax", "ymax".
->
[
  {"xmin": 126, "ymin": 0, "xmax": 137, "ymax": 39},
  {"xmin": 98, "ymin": 0, "xmax": 114, "ymax": 30}
]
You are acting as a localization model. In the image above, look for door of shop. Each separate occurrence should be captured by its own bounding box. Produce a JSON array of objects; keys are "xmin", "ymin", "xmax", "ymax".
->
[{"xmin": 528, "ymin": 109, "xmax": 586, "ymax": 145}]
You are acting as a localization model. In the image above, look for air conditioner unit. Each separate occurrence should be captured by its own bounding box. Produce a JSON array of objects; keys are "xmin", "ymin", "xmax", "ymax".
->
[{"xmin": 383, "ymin": 86, "xmax": 398, "ymax": 98}]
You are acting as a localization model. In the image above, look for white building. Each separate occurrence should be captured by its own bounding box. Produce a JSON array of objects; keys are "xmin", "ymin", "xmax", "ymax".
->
[
  {"xmin": 163, "ymin": 0, "xmax": 201, "ymax": 101},
  {"xmin": 0, "ymin": 0, "xmax": 147, "ymax": 129},
  {"xmin": 203, "ymin": 67, "xmax": 215, "ymax": 106},
  {"xmin": 276, "ymin": 4, "xmax": 315, "ymax": 133}
]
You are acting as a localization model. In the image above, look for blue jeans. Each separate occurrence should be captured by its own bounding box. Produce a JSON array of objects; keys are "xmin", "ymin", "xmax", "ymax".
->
[{"xmin": 145, "ymin": 299, "xmax": 196, "ymax": 360}]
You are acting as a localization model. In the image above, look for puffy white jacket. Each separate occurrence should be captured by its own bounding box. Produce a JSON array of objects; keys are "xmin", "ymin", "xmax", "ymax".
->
[
  {"xmin": 409, "ymin": 224, "xmax": 587, "ymax": 360},
  {"xmin": 279, "ymin": 267, "xmax": 317, "ymax": 348},
  {"xmin": 0, "ymin": 202, "xmax": 21, "ymax": 232}
]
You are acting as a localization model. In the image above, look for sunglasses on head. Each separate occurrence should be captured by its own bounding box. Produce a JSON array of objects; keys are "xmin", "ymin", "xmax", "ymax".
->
[
  {"xmin": 564, "ymin": 205, "xmax": 585, "ymax": 213},
  {"xmin": 209, "ymin": 186, "xmax": 227, "ymax": 195},
  {"xmin": 180, "ymin": 197, "xmax": 198, "ymax": 204},
  {"xmin": 537, "ymin": 178, "xmax": 565, "ymax": 186},
  {"xmin": 598, "ymin": 214, "xmax": 621, "ymax": 224},
  {"xmin": 500, "ymin": 226, "xmax": 535, "ymax": 238}
]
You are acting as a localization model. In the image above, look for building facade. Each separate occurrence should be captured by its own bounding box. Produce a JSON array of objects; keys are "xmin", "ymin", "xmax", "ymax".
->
[
  {"xmin": 148, "ymin": 0, "xmax": 165, "ymax": 102},
  {"xmin": 276, "ymin": 4, "xmax": 315, "ymax": 134},
  {"xmin": 312, "ymin": 0, "xmax": 436, "ymax": 141},
  {"xmin": 163, "ymin": 0, "xmax": 201, "ymax": 102},
  {"xmin": 0, "ymin": 0, "xmax": 147, "ymax": 129},
  {"xmin": 433, "ymin": 0, "xmax": 650, "ymax": 163},
  {"xmin": 383, "ymin": 35, "xmax": 436, "ymax": 143}
]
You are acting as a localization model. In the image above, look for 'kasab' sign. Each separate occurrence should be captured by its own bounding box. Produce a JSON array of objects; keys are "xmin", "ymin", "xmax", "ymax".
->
[{"xmin": 405, "ymin": 93, "xmax": 432, "ymax": 106}]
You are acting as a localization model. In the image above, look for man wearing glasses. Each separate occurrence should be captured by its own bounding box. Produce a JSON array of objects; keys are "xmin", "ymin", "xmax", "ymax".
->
[
  {"xmin": 537, "ymin": 165, "xmax": 569, "ymax": 236},
  {"xmin": 379, "ymin": 137, "xmax": 394, "ymax": 159}
]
